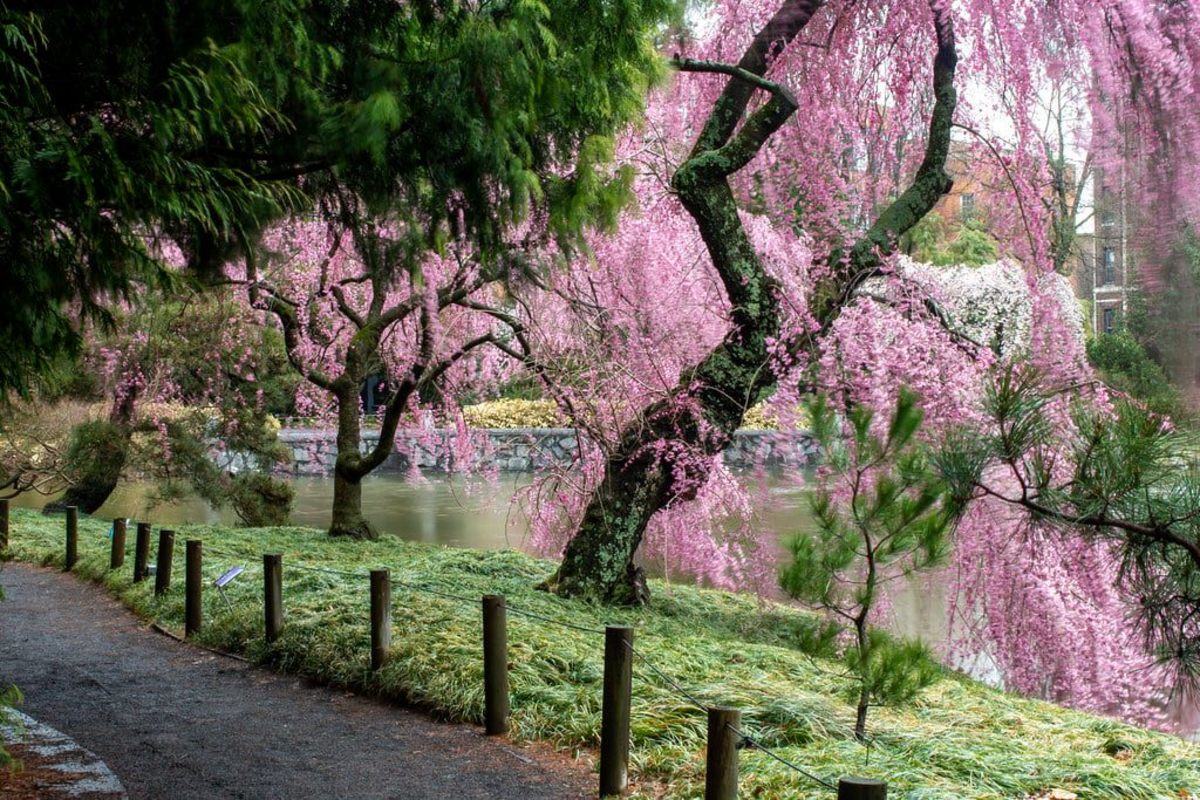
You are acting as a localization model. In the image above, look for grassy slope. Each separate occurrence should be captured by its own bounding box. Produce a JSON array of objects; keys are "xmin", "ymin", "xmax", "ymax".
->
[{"xmin": 3, "ymin": 508, "xmax": 1198, "ymax": 799}]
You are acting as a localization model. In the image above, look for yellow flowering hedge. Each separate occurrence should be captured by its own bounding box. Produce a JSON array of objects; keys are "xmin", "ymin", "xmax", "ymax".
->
[
  {"xmin": 460, "ymin": 399, "xmax": 804, "ymax": 431},
  {"xmin": 460, "ymin": 399, "xmax": 567, "ymax": 428}
]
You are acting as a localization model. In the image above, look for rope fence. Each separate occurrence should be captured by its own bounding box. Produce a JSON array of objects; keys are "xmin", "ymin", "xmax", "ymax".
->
[{"xmin": 6, "ymin": 503, "xmax": 890, "ymax": 800}]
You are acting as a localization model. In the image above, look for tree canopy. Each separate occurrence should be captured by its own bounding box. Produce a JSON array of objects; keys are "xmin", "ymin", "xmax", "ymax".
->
[
  {"xmin": 0, "ymin": 0, "xmax": 678, "ymax": 396},
  {"xmin": 0, "ymin": 1, "xmax": 309, "ymax": 395}
]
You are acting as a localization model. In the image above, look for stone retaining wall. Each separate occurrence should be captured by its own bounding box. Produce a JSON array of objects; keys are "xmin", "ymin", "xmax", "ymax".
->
[{"xmin": 274, "ymin": 428, "xmax": 817, "ymax": 476}]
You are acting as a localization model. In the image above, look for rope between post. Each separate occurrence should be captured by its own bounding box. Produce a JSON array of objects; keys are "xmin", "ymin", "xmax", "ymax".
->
[
  {"xmin": 504, "ymin": 604, "xmax": 606, "ymax": 636},
  {"xmin": 618, "ymin": 639, "xmax": 837, "ymax": 792},
  {"xmin": 283, "ymin": 562, "xmax": 366, "ymax": 579},
  {"xmin": 728, "ymin": 724, "xmax": 836, "ymax": 791},
  {"xmin": 390, "ymin": 575, "xmax": 480, "ymax": 605},
  {"xmin": 622, "ymin": 639, "xmax": 710, "ymax": 714}
]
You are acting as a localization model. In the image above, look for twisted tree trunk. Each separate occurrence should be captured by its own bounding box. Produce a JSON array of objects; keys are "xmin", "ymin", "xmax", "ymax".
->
[{"xmin": 550, "ymin": 0, "xmax": 958, "ymax": 604}]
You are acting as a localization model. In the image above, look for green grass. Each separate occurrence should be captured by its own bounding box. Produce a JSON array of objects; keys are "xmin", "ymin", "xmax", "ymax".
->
[{"xmin": 4, "ymin": 508, "xmax": 1199, "ymax": 799}]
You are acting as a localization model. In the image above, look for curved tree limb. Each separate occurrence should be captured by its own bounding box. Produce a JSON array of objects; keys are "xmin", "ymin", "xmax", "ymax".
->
[
  {"xmin": 690, "ymin": 0, "xmax": 825, "ymax": 156},
  {"xmin": 823, "ymin": 2, "xmax": 958, "ymax": 320}
]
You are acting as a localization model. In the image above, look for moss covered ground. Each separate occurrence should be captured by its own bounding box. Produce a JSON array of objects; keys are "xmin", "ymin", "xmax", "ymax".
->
[{"xmin": 4, "ymin": 507, "xmax": 1199, "ymax": 799}]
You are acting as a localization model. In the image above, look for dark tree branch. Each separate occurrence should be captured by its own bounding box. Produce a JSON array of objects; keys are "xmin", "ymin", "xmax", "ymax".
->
[
  {"xmin": 973, "ymin": 482, "xmax": 1200, "ymax": 570},
  {"xmin": 671, "ymin": 57, "xmax": 797, "ymax": 103},
  {"xmin": 330, "ymin": 284, "xmax": 366, "ymax": 329},
  {"xmin": 355, "ymin": 326, "xmax": 499, "ymax": 476},
  {"xmin": 244, "ymin": 241, "xmax": 336, "ymax": 392},
  {"xmin": 690, "ymin": 0, "xmax": 825, "ymax": 156},
  {"xmin": 417, "ymin": 332, "xmax": 498, "ymax": 389},
  {"xmin": 682, "ymin": 91, "xmax": 799, "ymax": 183},
  {"xmin": 837, "ymin": 3, "xmax": 957, "ymax": 290}
]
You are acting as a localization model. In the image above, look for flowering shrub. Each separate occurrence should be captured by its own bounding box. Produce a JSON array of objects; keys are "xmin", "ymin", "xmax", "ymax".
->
[
  {"xmin": 461, "ymin": 399, "xmax": 567, "ymax": 429},
  {"xmin": 457, "ymin": 398, "xmax": 791, "ymax": 431},
  {"xmin": 904, "ymin": 260, "xmax": 1083, "ymax": 356}
]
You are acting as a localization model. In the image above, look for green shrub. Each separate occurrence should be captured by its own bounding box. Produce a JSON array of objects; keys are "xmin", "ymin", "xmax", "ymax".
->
[
  {"xmin": 65, "ymin": 420, "xmax": 128, "ymax": 485},
  {"xmin": 228, "ymin": 473, "xmax": 295, "ymax": 527},
  {"xmin": 901, "ymin": 212, "xmax": 999, "ymax": 267},
  {"xmin": 44, "ymin": 420, "xmax": 130, "ymax": 513},
  {"xmin": 1086, "ymin": 331, "xmax": 1181, "ymax": 417}
]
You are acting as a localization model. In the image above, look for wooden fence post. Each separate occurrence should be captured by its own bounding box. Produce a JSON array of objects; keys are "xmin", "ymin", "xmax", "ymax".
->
[
  {"xmin": 185, "ymin": 540, "xmax": 202, "ymax": 636},
  {"xmin": 154, "ymin": 529, "xmax": 174, "ymax": 596},
  {"xmin": 705, "ymin": 707, "xmax": 740, "ymax": 800},
  {"xmin": 838, "ymin": 777, "xmax": 887, "ymax": 800},
  {"xmin": 369, "ymin": 569, "xmax": 391, "ymax": 671},
  {"xmin": 0, "ymin": 498, "xmax": 8, "ymax": 550},
  {"xmin": 482, "ymin": 594, "xmax": 509, "ymax": 735},
  {"xmin": 133, "ymin": 523, "xmax": 151, "ymax": 582},
  {"xmin": 64, "ymin": 506, "xmax": 78, "ymax": 571},
  {"xmin": 110, "ymin": 519, "xmax": 127, "ymax": 570},
  {"xmin": 264, "ymin": 554, "xmax": 283, "ymax": 644},
  {"xmin": 599, "ymin": 625, "xmax": 634, "ymax": 797}
]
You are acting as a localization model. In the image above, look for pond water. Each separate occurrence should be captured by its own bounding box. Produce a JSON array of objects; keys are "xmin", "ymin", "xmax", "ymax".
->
[
  {"xmin": 9, "ymin": 472, "xmax": 1192, "ymax": 735},
  {"xmin": 14, "ymin": 474, "xmax": 535, "ymax": 547},
  {"xmin": 10, "ymin": 472, "xmax": 949, "ymax": 640}
]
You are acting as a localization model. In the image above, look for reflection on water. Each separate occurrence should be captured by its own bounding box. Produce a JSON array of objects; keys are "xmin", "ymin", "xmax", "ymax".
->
[
  {"xmin": 12, "ymin": 475, "xmax": 535, "ymax": 550},
  {"xmin": 7, "ymin": 473, "xmax": 959, "ymax": 658}
]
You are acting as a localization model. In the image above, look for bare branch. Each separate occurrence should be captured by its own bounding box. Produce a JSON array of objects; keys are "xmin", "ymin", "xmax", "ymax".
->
[
  {"xmin": 689, "ymin": 0, "xmax": 825, "ymax": 156},
  {"xmin": 671, "ymin": 57, "xmax": 797, "ymax": 105}
]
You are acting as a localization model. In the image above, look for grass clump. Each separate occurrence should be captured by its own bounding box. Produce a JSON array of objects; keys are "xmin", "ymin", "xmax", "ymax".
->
[{"xmin": 4, "ymin": 508, "xmax": 1200, "ymax": 799}]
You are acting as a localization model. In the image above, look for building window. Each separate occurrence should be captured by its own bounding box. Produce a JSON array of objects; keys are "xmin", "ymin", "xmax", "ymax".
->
[
  {"xmin": 1102, "ymin": 247, "xmax": 1116, "ymax": 285},
  {"xmin": 1103, "ymin": 308, "xmax": 1116, "ymax": 334},
  {"xmin": 1099, "ymin": 184, "xmax": 1115, "ymax": 227},
  {"xmin": 961, "ymin": 192, "xmax": 976, "ymax": 221}
]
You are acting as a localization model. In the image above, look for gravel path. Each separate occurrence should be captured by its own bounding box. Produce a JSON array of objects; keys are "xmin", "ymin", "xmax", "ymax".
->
[{"xmin": 0, "ymin": 563, "xmax": 592, "ymax": 799}]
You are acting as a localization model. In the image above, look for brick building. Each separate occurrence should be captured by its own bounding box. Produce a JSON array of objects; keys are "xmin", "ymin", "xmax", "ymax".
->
[{"xmin": 1074, "ymin": 167, "xmax": 1131, "ymax": 335}]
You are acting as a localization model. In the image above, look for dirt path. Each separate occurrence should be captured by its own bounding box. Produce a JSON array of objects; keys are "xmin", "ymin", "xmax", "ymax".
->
[{"xmin": 0, "ymin": 563, "xmax": 593, "ymax": 799}]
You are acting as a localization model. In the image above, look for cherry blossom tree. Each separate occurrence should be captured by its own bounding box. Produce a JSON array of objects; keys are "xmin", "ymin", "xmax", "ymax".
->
[
  {"xmin": 243, "ymin": 209, "xmax": 523, "ymax": 537},
  {"xmin": 539, "ymin": 0, "xmax": 1200, "ymax": 605},
  {"xmin": 540, "ymin": 0, "xmax": 961, "ymax": 604},
  {"xmin": 497, "ymin": 0, "xmax": 1200, "ymax": 727}
]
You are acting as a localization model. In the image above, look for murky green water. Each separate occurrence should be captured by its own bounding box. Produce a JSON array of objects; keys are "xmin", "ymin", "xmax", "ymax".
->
[
  {"xmin": 6, "ymin": 472, "xmax": 946, "ymax": 642},
  {"xmin": 12, "ymin": 475, "xmax": 532, "ymax": 548}
]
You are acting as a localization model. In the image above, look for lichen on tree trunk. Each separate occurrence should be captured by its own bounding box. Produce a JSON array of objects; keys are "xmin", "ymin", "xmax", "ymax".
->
[
  {"xmin": 546, "ymin": 460, "xmax": 670, "ymax": 605},
  {"xmin": 550, "ymin": 0, "xmax": 958, "ymax": 604},
  {"xmin": 550, "ymin": 185, "xmax": 784, "ymax": 603}
]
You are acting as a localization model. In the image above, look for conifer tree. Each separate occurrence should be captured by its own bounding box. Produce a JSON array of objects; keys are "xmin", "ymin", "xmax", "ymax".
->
[{"xmin": 782, "ymin": 389, "xmax": 952, "ymax": 740}]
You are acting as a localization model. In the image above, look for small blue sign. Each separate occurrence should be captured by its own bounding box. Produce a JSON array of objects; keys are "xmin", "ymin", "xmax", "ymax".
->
[{"xmin": 214, "ymin": 566, "xmax": 245, "ymax": 588}]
